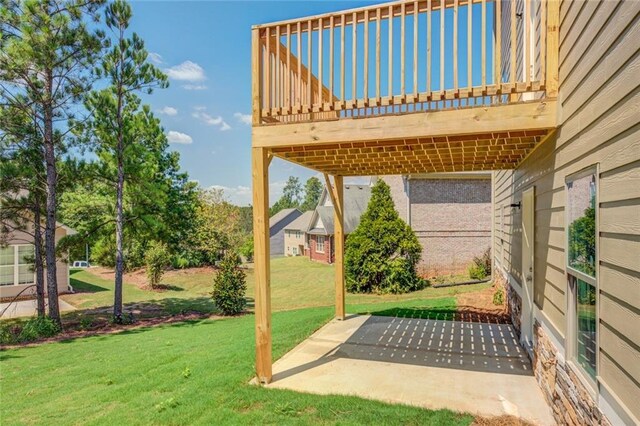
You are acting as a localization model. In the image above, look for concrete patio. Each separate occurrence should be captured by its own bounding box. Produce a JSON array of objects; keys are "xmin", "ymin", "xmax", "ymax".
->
[
  {"xmin": 0, "ymin": 298, "xmax": 76, "ymax": 319},
  {"xmin": 265, "ymin": 314, "xmax": 554, "ymax": 425}
]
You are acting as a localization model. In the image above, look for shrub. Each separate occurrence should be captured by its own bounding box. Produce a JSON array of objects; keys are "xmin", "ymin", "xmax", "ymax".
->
[
  {"xmin": 172, "ymin": 255, "xmax": 190, "ymax": 269},
  {"xmin": 212, "ymin": 252, "xmax": 247, "ymax": 315},
  {"xmin": 239, "ymin": 236, "xmax": 254, "ymax": 262},
  {"xmin": 468, "ymin": 247, "xmax": 492, "ymax": 280},
  {"xmin": 345, "ymin": 180, "xmax": 425, "ymax": 294},
  {"xmin": 145, "ymin": 241, "xmax": 171, "ymax": 288},
  {"xmin": 17, "ymin": 317, "xmax": 61, "ymax": 342},
  {"xmin": 493, "ymin": 287, "xmax": 505, "ymax": 305}
]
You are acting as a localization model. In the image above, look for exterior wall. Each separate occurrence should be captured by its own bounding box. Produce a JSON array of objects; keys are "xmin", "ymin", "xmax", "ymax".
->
[
  {"xmin": 494, "ymin": 1, "xmax": 640, "ymax": 424},
  {"xmin": 284, "ymin": 229, "xmax": 306, "ymax": 256},
  {"xmin": 306, "ymin": 234, "xmax": 333, "ymax": 263},
  {"xmin": 269, "ymin": 210, "xmax": 302, "ymax": 256},
  {"xmin": 385, "ymin": 175, "xmax": 492, "ymax": 275},
  {"xmin": 1, "ymin": 225, "xmax": 70, "ymax": 300}
]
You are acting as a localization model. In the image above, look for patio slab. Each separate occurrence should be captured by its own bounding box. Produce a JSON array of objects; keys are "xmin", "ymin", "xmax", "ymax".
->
[
  {"xmin": 0, "ymin": 298, "xmax": 76, "ymax": 319},
  {"xmin": 265, "ymin": 314, "xmax": 554, "ymax": 425}
]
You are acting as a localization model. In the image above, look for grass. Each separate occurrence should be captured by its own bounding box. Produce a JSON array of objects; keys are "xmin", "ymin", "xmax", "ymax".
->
[
  {"xmin": 61, "ymin": 256, "xmax": 492, "ymax": 316},
  {"xmin": 0, "ymin": 302, "xmax": 474, "ymax": 425}
]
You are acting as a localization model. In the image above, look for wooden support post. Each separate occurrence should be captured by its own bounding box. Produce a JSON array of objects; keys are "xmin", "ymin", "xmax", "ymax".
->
[
  {"xmin": 545, "ymin": 0, "xmax": 559, "ymax": 98},
  {"xmin": 252, "ymin": 147, "xmax": 272, "ymax": 384},
  {"xmin": 252, "ymin": 28, "xmax": 262, "ymax": 125},
  {"xmin": 333, "ymin": 175, "xmax": 345, "ymax": 320}
]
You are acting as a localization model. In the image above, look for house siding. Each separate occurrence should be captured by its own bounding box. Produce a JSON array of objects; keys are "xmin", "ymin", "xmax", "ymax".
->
[
  {"xmin": 494, "ymin": 1, "xmax": 640, "ymax": 424},
  {"xmin": 284, "ymin": 230, "xmax": 306, "ymax": 256},
  {"xmin": 385, "ymin": 175, "xmax": 492, "ymax": 275}
]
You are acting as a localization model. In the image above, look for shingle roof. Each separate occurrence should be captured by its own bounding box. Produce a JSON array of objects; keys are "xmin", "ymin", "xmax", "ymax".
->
[
  {"xmin": 311, "ymin": 185, "xmax": 372, "ymax": 235},
  {"xmin": 269, "ymin": 208, "xmax": 301, "ymax": 228},
  {"xmin": 284, "ymin": 210, "xmax": 313, "ymax": 231}
]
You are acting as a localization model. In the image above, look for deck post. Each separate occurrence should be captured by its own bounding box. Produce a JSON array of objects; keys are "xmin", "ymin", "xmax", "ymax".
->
[
  {"xmin": 334, "ymin": 175, "xmax": 345, "ymax": 320},
  {"xmin": 545, "ymin": 0, "xmax": 560, "ymax": 98},
  {"xmin": 252, "ymin": 146, "xmax": 272, "ymax": 384}
]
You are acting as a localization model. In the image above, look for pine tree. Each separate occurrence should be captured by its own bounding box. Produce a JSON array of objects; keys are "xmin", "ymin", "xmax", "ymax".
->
[
  {"xmin": 300, "ymin": 176, "xmax": 323, "ymax": 211},
  {"xmin": 345, "ymin": 179, "xmax": 425, "ymax": 294}
]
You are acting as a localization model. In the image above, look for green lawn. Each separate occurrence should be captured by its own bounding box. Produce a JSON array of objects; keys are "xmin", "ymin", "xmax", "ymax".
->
[
  {"xmin": 62, "ymin": 256, "xmax": 491, "ymax": 316},
  {"xmin": 0, "ymin": 302, "xmax": 473, "ymax": 425}
]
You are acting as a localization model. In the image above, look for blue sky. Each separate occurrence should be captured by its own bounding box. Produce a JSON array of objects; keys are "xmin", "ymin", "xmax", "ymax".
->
[{"xmin": 130, "ymin": 1, "xmax": 494, "ymax": 206}]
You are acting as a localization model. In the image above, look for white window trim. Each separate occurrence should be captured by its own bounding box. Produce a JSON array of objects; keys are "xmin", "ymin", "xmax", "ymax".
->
[
  {"xmin": 564, "ymin": 164, "xmax": 599, "ymax": 394},
  {"xmin": 316, "ymin": 235, "xmax": 325, "ymax": 253},
  {"xmin": 0, "ymin": 244, "xmax": 36, "ymax": 287}
]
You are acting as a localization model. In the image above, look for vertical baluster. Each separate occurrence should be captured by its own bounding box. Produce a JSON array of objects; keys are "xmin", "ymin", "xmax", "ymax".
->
[
  {"xmin": 341, "ymin": 14, "xmax": 346, "ymax": 104},
  {"xmin": 510, "ymin": 0, "xmax": 516, "ymax": 95},
  {"xmin": 265, "ymin": 27, "xmax": 271, "ymax": 112},
  {"xmin": 400, "ymin": 2, "xmax": 406, "ymax": 100},
  {"xmin": 388, "ymin": 5, "xmax": 393, "ymax": 100},
  {"xmin": 307, "ymin": 19, "xmax": 312, "ymax": 112},
  {"xmin": 297, "ymin": 21, "xmax": 302, "ymax": 111},
  {"xmin": 481, "ymin": 0, "xmax": 486, "ymax": 94},
  {"xmin": 364, "ymin": 10, "xmax": 369, "ymax": 104},
  {"xmin": 376, "ymin": 8, "xmax": 381, "ymax": 102},
  {"xmin": 318, "ymin": 17, "xmax": 323, "ymax": 107},
  {"xmin": 352, "ymin": 12, "xmax": 357, "ymax": 103},
  {"xmin": 525, "ymin": 0, "xmax": 531, "ymax": 88},
  {"xmin": 286, "ymin": 24, "xmax": 291, "ymax": 113},
  {"xmin": 454, "ymin": 0, "xmax": 458, "ymax": 96},
  {"xmin": 440, "ymin": 0, "xmax": 444, "ymax": 97},
  {"xmin": 540, "ymin": 0, "xmax": 546, "ymax": 87},
  {"xmin": 330, "ymin": 15, "xmax": 334, "ymax": 106},
  {"xmin": 276, "ymin": 25, "xmax": 280, "ymax": 113},
  {"xmin": 468, "ymin": 0, "xmax": 472, "ymax": 95},
  {"xmin": 413, "ymin": 1, "xmax": 418, "ymax": 99},
  {"xmin": 495, "ymin": 0, "xmax": 501, "ymax": 95},
  {"xmin": 427, "ymin": 0, "xmax": 432, "ymax": 95}
]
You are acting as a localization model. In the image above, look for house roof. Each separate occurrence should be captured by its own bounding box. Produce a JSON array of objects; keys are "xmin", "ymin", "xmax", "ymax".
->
[
  {"xmin": 269, "ymin": 208, "xmax": 301, "ymax": 228},
  {"xmin": 284, "ymin": 210, "xmax": 313, "ymax": 231},
  {"xmin": 310, "ymin": 185, "xmax": 371, "ymax": 235}
]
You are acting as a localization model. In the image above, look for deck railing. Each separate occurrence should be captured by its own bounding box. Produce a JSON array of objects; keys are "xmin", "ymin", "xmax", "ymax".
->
[{"xmin": 252, "ymin": 0, "xmax": 558, "ymax": 125}]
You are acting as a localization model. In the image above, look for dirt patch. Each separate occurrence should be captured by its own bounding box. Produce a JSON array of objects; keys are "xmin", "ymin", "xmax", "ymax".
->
[
  {"xmin": 472, "ymin": 415, "xmax": 537, "ymax": 426},
  {"xmin": 88, "ymin": 266, "xmax": 217, "ymax": 290},
  {"xmin": 454, "ymin": 282, "xmax": 510, "ymax": 324}
]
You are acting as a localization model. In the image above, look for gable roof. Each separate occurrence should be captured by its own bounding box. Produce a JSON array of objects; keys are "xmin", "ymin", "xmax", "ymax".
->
[
  {"xmin": 269, "ymin": 208, "xmax": 301, "ymax": 228},
  {"xmin": 284, "ymin": 210, "xmax": 313, "ymax": 231},
  {"xmin": 308, "ymin": 185, "xmax": 371, "ymax": 235}
]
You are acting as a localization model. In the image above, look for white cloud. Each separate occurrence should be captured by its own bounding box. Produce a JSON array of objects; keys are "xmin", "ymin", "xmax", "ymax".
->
[
  {"xmin": 192, "ymin": 108, "xmax": 231, "ymax": 131},
  {"xmin": 166, "ymin": 130, "xmax": 193, "ymax": 144},
  {"xmin": 182, "ymin": 84, "xmax": 208, "ymax": 91},
  {"xmin": 148, "ymin": 52, "xmax": 164, "ymax": 65},
  {"xmin": 165, "ymin": 61, "xmax": 206, "ymax": 82},
  {"xmin": 233, "ymin": 112, "xmax": 252, "ymax": 125},
  {"xmin": 157, "ymin": 106, "xmax": 178, "ymax": 116},
  {"xmin": 207, "ymin": 181, "xmax": 285, "ymax": 206}
]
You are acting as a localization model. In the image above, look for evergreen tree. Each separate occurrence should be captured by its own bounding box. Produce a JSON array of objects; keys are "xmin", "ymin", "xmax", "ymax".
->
[
  {"xmin": 345, "ymin": 179, "xmax": 425, "ymax": 294},
  {"xmin": 0, "ymin": 0, "xmax": 106, "ymax": 326},
  {"xmin": 301, "ymin": 176, "xmax": 323, "ymax": 211},
  {"xmin": 85, "ymin": 0, "xmax": 167, "ymax": 321},
  {"xmin": 270, "ymin": 176, "xmax": 302, "ymax": 216}
]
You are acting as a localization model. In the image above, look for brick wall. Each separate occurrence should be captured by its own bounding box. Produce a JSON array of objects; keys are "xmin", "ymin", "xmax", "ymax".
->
[
  {"xmin": 384, "ymin": 175, "xmax": 492, "ymax": 275},
  {"xmin": 306, "ymin": 234, "xmax": 333, "ymax": 263}
]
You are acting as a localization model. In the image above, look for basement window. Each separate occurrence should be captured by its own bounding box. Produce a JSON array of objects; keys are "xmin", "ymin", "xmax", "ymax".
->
[
  {"xmin": 566, "ymin": 167, "xmax": 598, "ymax": 385},
  {"xmin": 316, "ymin": 235, "xmax": 325, "ymax": 253},
  {"xmin": 0, "ymin": 245, "xmax": 35, "ymax": 287}
]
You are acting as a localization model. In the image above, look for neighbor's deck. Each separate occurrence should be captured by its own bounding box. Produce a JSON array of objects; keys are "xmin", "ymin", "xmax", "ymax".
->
[{"xmin": 251, "ymin": 0, "xmax": 559, "ymax": 175}]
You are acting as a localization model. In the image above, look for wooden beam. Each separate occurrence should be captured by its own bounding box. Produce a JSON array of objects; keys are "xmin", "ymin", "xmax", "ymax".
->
[
  {"xmin": 253, "ymin": 100, "xmax": 558, "ymax": 148},
  {"xmin": 252, "ymin": 147, "xmax": 271, "ymax": 384},
  {"xmin": 333, "ymin": 175, "xmax": 345, "ymax": 320},
  {"xmin": 323, "ymin": 173, "xmax": 342, "ymax": 217}
]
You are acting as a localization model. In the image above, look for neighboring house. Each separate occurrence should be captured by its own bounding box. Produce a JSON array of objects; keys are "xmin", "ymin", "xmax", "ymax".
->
[
  {"xmin": 306, "ymin": 184, "xmax": 371, "ymax": 264},
  {"xmin": 1, "ymin": 221, "xmax": 74, "ymax": 300},
  {"xmin": 283, "ymin": 211, "xmax": 313, "ymax": 257},
  {"xmin": 250, "ymin": 2, "xmax": 639, "ymax": 423},
  {"xmin": 383, "ymin": 173, "xmax": 492, "ymax": 275},
  {"xmin": 268, "ymin": 208, "xmax": 302, "ymax": 256}
]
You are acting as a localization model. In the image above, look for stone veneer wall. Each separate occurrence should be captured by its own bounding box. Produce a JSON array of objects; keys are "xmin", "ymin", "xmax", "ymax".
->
[
  {"xmin": 497, "ymin": 269, "xmax": 612, "ymax": 426},
  {"xmin": 533, "ymin": 322, "xmax": 611, "ymax": 426}
]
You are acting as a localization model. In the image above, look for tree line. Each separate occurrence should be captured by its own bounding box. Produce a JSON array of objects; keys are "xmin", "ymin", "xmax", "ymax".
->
[{"xmin": 0, "ymin": 0, "xmax": 250, "ymax": 325}]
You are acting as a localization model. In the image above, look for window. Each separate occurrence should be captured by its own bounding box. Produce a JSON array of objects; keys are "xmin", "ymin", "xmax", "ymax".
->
[
  {"xmin": 292, "ymin": 247, "xmax": 298, "ymax": 256},
  {"xmin": 566, "ymin": 167, "xmax": 597, "ymax": 384},
  {"xmin": 0, "ymin": 245, "xmax": 35, "ymax": 286},
  {"xmin": 316, "ymin": 235, "xmax": 325, "ymax": 253}
]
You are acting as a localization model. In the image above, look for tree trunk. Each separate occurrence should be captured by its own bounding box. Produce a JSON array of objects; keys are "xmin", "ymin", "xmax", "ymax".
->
[
  {"xmin": 33, "ymin": 195, "xmax": 46, "ymax": 318},
  {"xmin": 43, "ymin": 71, "xmax": 60, "ymax": 326},
  {"xmin": 113, "ymin": 80, "xmax": 125, "ymax": 321}
]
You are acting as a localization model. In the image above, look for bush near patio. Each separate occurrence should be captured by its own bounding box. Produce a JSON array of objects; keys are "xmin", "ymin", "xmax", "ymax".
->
[
  {"xmin": 345, "ymin": 179, "xmax": 425, "ymax": 294},
  {"xmin": 468, "ymin": 247, "xmax": 492, "ymax": 280},
  {"xmin": 212, "ymin": 252, "xmax": 247, "ymax": 315}
]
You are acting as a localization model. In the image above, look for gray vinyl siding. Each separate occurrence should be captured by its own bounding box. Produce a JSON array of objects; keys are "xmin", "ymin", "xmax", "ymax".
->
[{"xmin": 494, "ymin": 0, "xmax": 640, "ymax": 419}]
